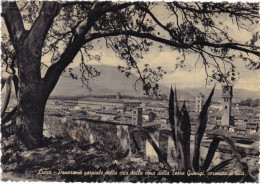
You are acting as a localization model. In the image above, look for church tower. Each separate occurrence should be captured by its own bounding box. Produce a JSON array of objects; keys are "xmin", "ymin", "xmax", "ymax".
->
[
  {"xmin": 132, "ymin": 108, "xmax": 143, "ymax": 126},
  {"xmin": 221, "ymin": 85, "xmax": 233, "ymax": 126},
  {"xmin": 195, "ymin": 93, "xmax": 205, "ymax": 113}
]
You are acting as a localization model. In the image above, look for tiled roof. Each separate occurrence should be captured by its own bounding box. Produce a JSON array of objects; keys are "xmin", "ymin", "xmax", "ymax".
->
[
  {"xmin": 235, "ymin": 116, "xmax": 249, "ymax": 120},
  {"xmin": 147, "ymin": 104, "xmax": 167, "ymax": 108},
  {"xmin": 246, "ymin": 125, "xmax": 258, "ymax": 129},
  {"xmin": 142, "ymin": 121, "xmax": 161, "ymax": 127},
  {"xmin": 83, "ymin": 98, "xmax": 142, "ymax": 104},
  {"xmin": 143, "ymin": 110, "xmax": 154, "ymax": 115},
  {"xmin": 96, "ymin": 110, "xmax": 119, "ymax": 115}
]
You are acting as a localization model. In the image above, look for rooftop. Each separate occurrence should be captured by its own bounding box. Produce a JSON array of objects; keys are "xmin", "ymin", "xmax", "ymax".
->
[
  {"xmin": 96, "ymin": 110, "xmax": 119, "ymax": 115},
  {"xmin": 82, "ymin": 98, "xmax": 142, "ymax": 104}
]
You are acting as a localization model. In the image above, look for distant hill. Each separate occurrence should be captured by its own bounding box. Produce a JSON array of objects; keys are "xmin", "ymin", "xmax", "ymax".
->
[
  {"xmin": 49, "ymin": 65, "xmax": 259, "ymax": 102},
  {"xmin": 176, "ymin": 87, "xmax": 259, "ymax": 102},
  {"xmin": 3, "ymin": 65, "xmax": 258, "ymax": 102},
  {"xmin": 50, "ymin": 65, "xmax": 148, "ymax": 97}
]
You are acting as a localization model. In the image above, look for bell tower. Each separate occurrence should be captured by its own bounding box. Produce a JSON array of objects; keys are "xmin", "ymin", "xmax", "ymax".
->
[
  {"xmin": 221, "ymin": 85, "xmax": 233, "ymax": 126},
  {"xmin": 195, "ymin": 93, "xmax": 205, "ymax": 113}
]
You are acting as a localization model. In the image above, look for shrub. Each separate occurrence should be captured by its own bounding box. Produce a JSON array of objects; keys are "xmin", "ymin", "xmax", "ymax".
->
[{"xmin": 133, "ymin": 86, "xmax": 255, "ymax": 182}]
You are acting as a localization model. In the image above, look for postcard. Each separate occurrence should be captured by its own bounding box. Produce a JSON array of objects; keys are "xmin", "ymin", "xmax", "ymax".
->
[{"xmin": 1, "ymin": 1, "xmax": 259, "ymax": 182}]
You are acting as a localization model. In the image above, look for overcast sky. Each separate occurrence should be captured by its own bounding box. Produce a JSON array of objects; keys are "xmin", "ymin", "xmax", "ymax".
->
[
  {"xmin": 1, "ymin": 1, "xmax": 259, "ymax": 92},
  {"xmin": 65, "ymin": 2, "xmax": 259, "ymax": 92},
  {"xmin": 66, "ymin": 44, "xmax": 259, "ymax": 92}
]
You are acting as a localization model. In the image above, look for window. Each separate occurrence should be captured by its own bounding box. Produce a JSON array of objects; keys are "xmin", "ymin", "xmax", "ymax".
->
[
  {"xmin": 225, "ymin": 106, "xmax": 227, "ymax": 110},
  {"xmin": 224, "ymin": 98, "xmax": 229, "ymax": 102}
]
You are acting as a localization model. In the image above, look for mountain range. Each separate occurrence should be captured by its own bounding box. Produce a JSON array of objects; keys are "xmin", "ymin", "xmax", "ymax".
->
[{"xmin": 49, "ymin": 65, "xmax": 259, "ymax": 102}]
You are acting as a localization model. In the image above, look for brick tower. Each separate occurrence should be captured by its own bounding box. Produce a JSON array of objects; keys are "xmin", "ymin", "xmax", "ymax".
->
[{"xmin": 221, "ymin": 85, "xmax": 233, "ymax": 126}]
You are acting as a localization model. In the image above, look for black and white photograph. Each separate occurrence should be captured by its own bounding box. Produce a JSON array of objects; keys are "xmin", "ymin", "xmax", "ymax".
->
[{"xmin": 1, "ymin": 0, "xmax": 259, "ymax": 182}]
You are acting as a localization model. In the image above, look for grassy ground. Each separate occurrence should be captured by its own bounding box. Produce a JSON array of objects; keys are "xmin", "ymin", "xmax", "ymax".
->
[
  {"xmin": 1, "ymin": 134, "xmax": 258, "ymax": 182},
  {"xmin": 1, "ymin": 135, "xmax": 168, "ymax": 182}
]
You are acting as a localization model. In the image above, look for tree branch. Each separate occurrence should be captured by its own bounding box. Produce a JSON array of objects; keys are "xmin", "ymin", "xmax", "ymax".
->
[
  {"xmin": 43, "ymin": 36, "xmax": 86, "ymax": 97},
  {"xmin": 173, "ymin": 2, "xmax": 259, "ymax": 18},
  {"xmin": 87, "ymin": 30, "xmax": 260, "ymax": 56},
  {"xmin": 43, "ymin": 3, "xmax": 136, "ymax": 95},
  {"xmin": 137, "ymin": 4, "xmax": 178, "ymax": 40},
  {"xmin": 2, "ymin": 2, "xmax": 25, "ymax": 52},
  {"xmin": 42, "ymin": 2, "xmax": 259, "ymax": 98},
  {"xmin": 25, "ymin": 2, "xmax": 61, "ymax": 57}
]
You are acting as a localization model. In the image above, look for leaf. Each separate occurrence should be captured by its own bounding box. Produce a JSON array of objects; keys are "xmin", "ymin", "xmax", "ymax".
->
[
  {"xmin": 193, "ymin": 85, "xmax": 215, "ymax": 171},
  {"xmin": 1, "ymin": 76, "xmax": 12, "ymax": 118},
  {"xmin": 12, "ymin": 75, "xmax": 19, "ymax": 98},
  {"xmin": 168, "ymin": 86, "xmax": 176, "ymax": 146},
  {"xmin": 239, "ymin": 172, "xmax": 256, "ymax": 182},
  {"xmin": 173, "ymin": 87, "xmax": 183, "ymax": 169},
  {"xmin": 181, "ymin": 101, "xmax": 191, "ymax": 170},
  {"xmin": 1, "ymin": 78, "xmax": 6, "ymax": 90},
  {"xmin": 133, "ymin": 127, "xmax": 172, "ymax": 170},
  {"xmin": 2, "ymin": 106, "xmax": 17, "ymax": 125},
  {"xmin": 173, "ymin": 87, "xmax": 180, "ymax": 142},
  {"xmin": 219, "ymin": 135, "xmax": 247, "ymax": 171},
  {"xmin": 206, "ymin": 134, "xmax": 251, "ymax": 180},
  {"xmin": 202, "ymin": 137, "xmax": 221, "ymax": 172},
  {"xmin": 179, "ymin": 101, "xmax": 191, "ymax": 171},
  {"xmin": 207, "ymin": 158, "xmax": 233, "ymax": 172}
]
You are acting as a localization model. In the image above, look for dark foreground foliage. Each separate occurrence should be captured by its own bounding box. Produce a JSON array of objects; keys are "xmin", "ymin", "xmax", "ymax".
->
[{"xmin": 1, "ymin": 135, "xmax": 257, "ymax": 182}]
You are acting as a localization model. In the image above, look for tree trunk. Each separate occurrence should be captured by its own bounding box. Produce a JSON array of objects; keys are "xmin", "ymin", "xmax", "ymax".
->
[
  {"xmin": 15, "ymin": 32, "xmax": 49, "ymax": 149},
  {"xmin": 15, "ymin": 83, "xmax": 48, "ymax": 149}
]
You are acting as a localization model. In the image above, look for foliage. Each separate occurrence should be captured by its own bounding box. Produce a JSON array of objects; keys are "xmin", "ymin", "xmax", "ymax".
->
[
  {"xmin": 133, "ymin": 86, "xmax": 256, "ymax": 182},
  {"xmin": 1, "ymin": 2, "xmax": 259, "ymax": 96},
  {"xmin": 1, "ymin": 75, "xmax": 18, "ymax": 134},
  {"xmin": 1, "ymin": 0, "xmax": 259, "ymax": 149},
  {"xmin": 239, "ymin": 98, "xmax": 259, "ymax": 107}
]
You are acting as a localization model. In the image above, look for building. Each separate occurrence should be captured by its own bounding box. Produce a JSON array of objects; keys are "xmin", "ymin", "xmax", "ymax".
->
[
  {"xmin": 83, "ymin": 98, "xmax": 141, "ymax": 111},
  {"xmin": 142, "ymin": 110, "xmax": 156, "ymax": 122},
  {"xmin": 246, "ymin": 122, "xmax": 258, "ymax": 135},
  {"xmin": 195, "ymin": 93, "xmax": 205, "ymax": 113},
  {"xmin": 95, "ymin": 110, "xmax": 119, "ymax": 121},
  {"xmin": 115, "ymin": 92, "xmax": 121, "ymax": 100},
  {"xmin": 221, "ymin": 85, "xmax": 234, "ymax": 126},
  {"xmin": 146, "ymin": 103, "xmax": 167, "ymax": 113},
  {"xmin": 132, "ymin": 108, "xmax": 143, "ymax": 126},
  {"xmin": 234, "ymin": 116, "xmax": 249, "ymax": 126},
  {"xmin": 209, "ymin": 113, "xmax": 222, "ymax": 125}
]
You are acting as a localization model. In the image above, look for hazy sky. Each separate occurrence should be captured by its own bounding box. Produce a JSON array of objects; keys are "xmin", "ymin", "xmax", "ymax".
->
[
  {"xmin": 67, "ymin": 45, "xmax": 259, "ymax": 91},
  {"xmin": 65, "ymin": 2, "xmax": 259, "ymax": 92},
  {"xmin": 1, "ymin": 1, "xmax": 259, "ymax": 92}
]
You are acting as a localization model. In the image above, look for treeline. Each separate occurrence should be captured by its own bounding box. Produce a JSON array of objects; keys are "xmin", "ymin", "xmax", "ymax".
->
[{"xmin": 239, "ymin": 98, "xmax": 259, "ymax": 107}]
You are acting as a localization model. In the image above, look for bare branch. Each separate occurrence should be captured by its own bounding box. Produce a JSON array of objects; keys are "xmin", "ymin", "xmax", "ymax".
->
[
  {"xmin": 2, "ymin": 2, "xmax": 25, "ymax": 51},
  {"xmin": 87, "ymin": 30, "xmax": 260, "ymax": 56},
  {"xmin": 26, "ymin": 2, "xmax": 61, "ymax": 55}
]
